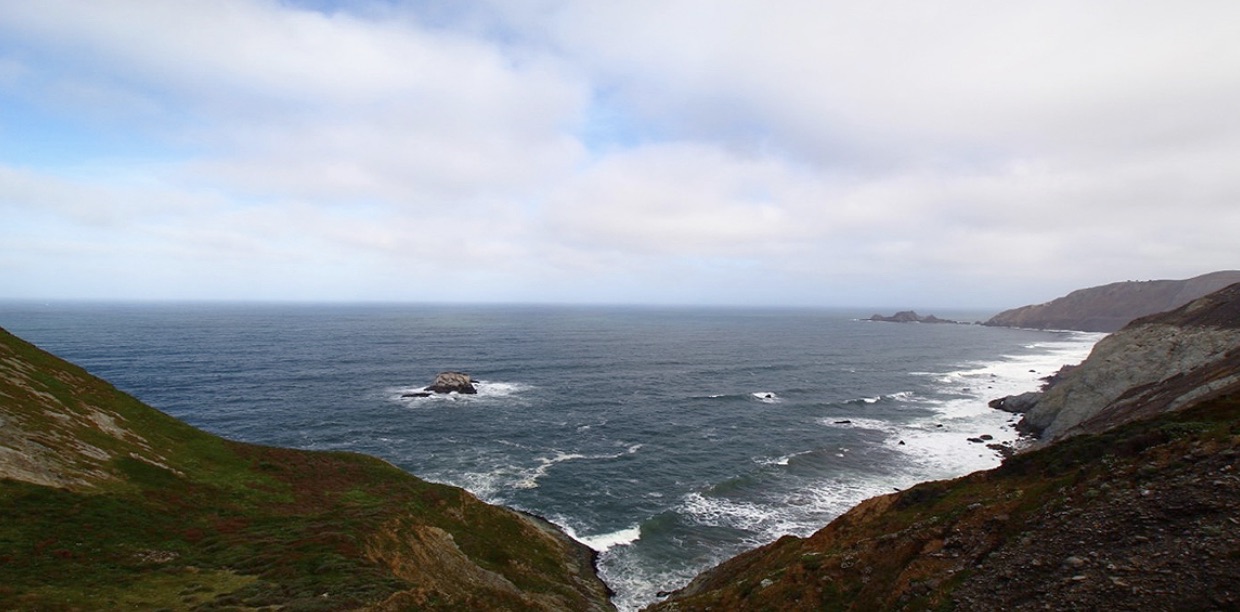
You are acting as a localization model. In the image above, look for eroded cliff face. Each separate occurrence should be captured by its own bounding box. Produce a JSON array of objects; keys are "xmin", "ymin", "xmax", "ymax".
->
[
  {"xmin": 0, "ymin": 327, "xmax": 614, "ymax": 611},
  {"xmin": 984, "ymin": 270, "xmax": 1240, "ymax": 332},
  {"xmin": 1021, "ymin": 283, "xmax": 1240, "ymax": 442}
]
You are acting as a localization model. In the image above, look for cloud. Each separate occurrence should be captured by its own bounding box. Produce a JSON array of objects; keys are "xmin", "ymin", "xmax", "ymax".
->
[
  {"xmin": 1, "ymin": 1, "xmax": 1238, "ymax": 305},
  {"xmin": 500, "ymin": 1, "xmax": 1240, "ymax": 159},
  {"xmin": 0, "ymin": 0, "xmax": 589, "ymax": 198}
]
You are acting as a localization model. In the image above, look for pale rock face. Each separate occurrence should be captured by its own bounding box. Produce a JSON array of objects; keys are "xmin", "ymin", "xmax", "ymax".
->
[
  {"xmin": 1023, "ymin": 323, "xmax": 1240, "ymax": 442},
  {"xmin": 426, "ymin": 371, "xmax": 477, "ymax": 394}
]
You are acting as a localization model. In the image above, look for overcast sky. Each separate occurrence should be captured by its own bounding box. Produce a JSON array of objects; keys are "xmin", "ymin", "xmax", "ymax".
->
[{"xmin": 1, "ymin": 1, "xmax": 1237, "ymax": 308}]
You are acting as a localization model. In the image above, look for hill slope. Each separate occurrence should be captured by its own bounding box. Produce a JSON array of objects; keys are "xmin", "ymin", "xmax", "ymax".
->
[
  {"xmin": 983, "ymin": 270, "xmax": 1240, "ymax": 332},
  {"xmin": 648, "ymin": 284, "xmax": 1240, "ymax": 611},
  {"xmin": 0, "ymin": 327, "xmax": 614, "ymax": 611}
]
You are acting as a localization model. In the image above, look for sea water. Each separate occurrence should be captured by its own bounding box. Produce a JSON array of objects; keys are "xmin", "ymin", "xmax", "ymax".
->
[{"xmin": 0, "ymin": 303, "xmax": 1100, "ymax": 610}]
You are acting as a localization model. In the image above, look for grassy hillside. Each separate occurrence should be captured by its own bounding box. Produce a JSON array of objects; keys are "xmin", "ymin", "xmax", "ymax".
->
[{"xmin": 0, "ymin": 327, "xmax": 613, "ymax": 611}]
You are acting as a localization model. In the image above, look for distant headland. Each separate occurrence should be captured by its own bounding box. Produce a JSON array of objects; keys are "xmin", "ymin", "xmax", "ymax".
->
[{"xmin": 983, "ymin": 270, "xmax": 1240, "ymax": 332}]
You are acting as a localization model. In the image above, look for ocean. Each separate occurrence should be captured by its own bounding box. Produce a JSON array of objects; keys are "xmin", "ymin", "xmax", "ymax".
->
[{"xmin": 0, "ymin": 303, "xmax": 1100, "ymax": 610}]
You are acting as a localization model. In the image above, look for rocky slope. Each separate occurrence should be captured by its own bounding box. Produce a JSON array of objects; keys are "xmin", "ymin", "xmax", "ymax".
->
[
  {"xmin": 1019, "ymin": 283, "xmax": 1240, "ymax": 442},
  {"xmin": 0, "ymin": 327, "xmax": 614, "ymax": 611},
  {"xmin": 648, "ymin": 284, "xmax": 1240, "ymax": 611},
  {"xmin": 983, "ymin": 270, "xmax": 1240, "ymax": 332}
]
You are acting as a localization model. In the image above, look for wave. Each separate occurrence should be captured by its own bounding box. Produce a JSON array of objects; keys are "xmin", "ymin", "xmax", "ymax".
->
[
  {"xmin": 577, "ymin": 525, "xmax": 642, "ymax": 552},
  {"xmin": 840, "ymin": 390, "xmax": 917, "ymax": 406},
  {"xmin": 677, "ymin": 476, "xmax": 902, "ymax": 545},
  {"xmin": 755, "ymin": 449, "xmax": 814, "ymax": 467},
  {"xmin": 679, "ymin": 492, "xmax": 796, "ymax": 540},
  {"xmin": 694, "ymin": 390, "xmax": 793, "ymax": 404},
  {"xmin": 442, "ymin": 443, "xmax": 645, "ymax": 500}
]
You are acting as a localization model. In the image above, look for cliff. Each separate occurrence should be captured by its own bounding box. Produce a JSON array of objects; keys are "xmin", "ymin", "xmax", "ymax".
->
[
  {"xmin": 648, "ymin": 284, "xmax": 1240, "ymax": 611},
  {"xmin": 983, "ymin": 270, "xmax": 1240, "ymax": 332},
  {"xmin": 0, "ymin": 327, "xmax": 614, "ymax": 611},
  {"xmin": 1020, "ymin": 283, "xmax": 1240, "ymax": 441}
]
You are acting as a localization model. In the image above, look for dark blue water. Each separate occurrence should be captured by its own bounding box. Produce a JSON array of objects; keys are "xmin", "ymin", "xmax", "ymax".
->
[{"xmin": 0, "ymin": 302, "xmax": 1098, "ymax": 610}]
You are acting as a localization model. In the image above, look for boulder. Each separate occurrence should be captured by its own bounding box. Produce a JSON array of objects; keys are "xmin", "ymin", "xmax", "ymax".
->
[
  {"xmin": 988, "ymin": 391, "xmax": 1042, "ymax": 414},
  {"xmin": 426, "ymin": 371, "xmax": 477, "ymax": 395}
]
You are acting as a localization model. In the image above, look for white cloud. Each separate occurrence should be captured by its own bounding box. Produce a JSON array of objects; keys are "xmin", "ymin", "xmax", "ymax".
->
[
  {"xmin": 1, "ymin": 0, "xmax": 1238, "ymax": 305},
  {"xmin": 502, "ymin": 1, "xmax": 1240, "ymax": 159}
]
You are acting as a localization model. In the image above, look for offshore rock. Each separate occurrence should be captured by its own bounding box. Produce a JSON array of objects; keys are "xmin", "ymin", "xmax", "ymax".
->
[
  {"xmin": 867, "ymin": 311, "xmax": 959, "ymax": 324},
  {"xmin": 426, "ymin": 371, "xmax": 477, "ymax": 395}
]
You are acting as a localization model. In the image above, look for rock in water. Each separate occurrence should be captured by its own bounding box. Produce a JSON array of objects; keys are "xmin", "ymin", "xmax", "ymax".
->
[
  {"xmin": 868, "ymin": 311, "xmax": 960, "ymax": 324},
  {"xmin": 988, "ymin": 391, "xmax": 1042, "ymax": 414},
  {"xmin": 426, "ymin": 371, "xmax": 477, "ymax": 394}
]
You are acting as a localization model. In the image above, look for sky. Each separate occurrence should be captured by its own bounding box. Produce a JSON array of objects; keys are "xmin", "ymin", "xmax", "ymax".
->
[{"xmin": 1, "ymin": 1, "xmax": 1238, "ymax": 308}]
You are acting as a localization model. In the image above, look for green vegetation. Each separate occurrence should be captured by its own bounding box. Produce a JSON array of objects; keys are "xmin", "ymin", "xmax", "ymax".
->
[{"xmin": 0, "ymin": 327, "xmax": 612, "ymax": 611}]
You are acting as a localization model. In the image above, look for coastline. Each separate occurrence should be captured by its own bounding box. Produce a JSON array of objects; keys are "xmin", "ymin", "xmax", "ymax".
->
[
  {"xmin": 586, "ymin": 328, "xmax": 1107, "ymax": 611},
  {"xmin": 826, "ymin": 329, "xmax": 1105, "ymax": 490}
]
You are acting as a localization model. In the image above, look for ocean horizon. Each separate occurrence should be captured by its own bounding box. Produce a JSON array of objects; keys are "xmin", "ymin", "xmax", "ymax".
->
[{"xmin": 0, "ymin": 302, "xmax": 1100, "ymax": 610}]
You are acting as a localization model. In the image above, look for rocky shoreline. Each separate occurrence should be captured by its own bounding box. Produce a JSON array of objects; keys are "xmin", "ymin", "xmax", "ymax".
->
[{"xmin": 647, "ymin": 282, "xmax": 1240, "ymax": 611}]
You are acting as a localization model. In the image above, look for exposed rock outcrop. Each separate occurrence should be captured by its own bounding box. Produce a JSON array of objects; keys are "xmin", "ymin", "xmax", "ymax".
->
[
  {"xmin": 983, "ymin": 270, "xmax": 1240, "ymax": 332},
  {"xmin": 987, "ymin": 390, "xmax": 1041, "ymax": 414},
  {"xmin": 1020, "ymin": 282, "xmax": 1240, "ymax": 442},
  {"xmin": 426, "ymin": 371, "xmax": 477, "ymax": 394}
]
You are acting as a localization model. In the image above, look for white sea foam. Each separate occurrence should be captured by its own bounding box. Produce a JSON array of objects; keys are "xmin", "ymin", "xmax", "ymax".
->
[
  {"xmin": 389, "ymin": 379, "xmax": 532, "ymax": 404},
  {"xmin": 678, "ymin": 476, "xmax": 900, "ymax": 545},
  {"xmin": 679, "ymin": 492, "xmax": 796, "ymax": 539},
  {"xmin": 579, "ymin": 526, "xmax": 643, "ymax": 552},
  {"xmin": 822, "ymin": 416, "xmax": 898, "ymax": 431},
  {"xmin": 883, "ymin": 331, "xmax": 1100, "ymax": 478},
  {"xmin": 756, "ymin": 449, "xmax": 812, "ymax": 467},
  {"xmin": 449, "ymin": 443, "xmax": 644, "ymax": 497},
  {"xmin": 844, "ymin": 390, "xmax": 916, "ymax": 405},
  {"xmin": 813, "ymin": 332, "xmax": 1103, "ymax": 487},
  {"xmin": 472, "ymin": 380, "xmax": 531, "ymax": 397}
]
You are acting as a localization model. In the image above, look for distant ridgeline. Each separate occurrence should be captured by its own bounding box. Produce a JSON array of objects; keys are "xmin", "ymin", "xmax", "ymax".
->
[
  {"xmin": 651, "ymin": 282, "xmax": 1240, "ymax": 611},
  {"xmin": 0, "ymin": 328, "xmax": 614, "ymax": 610},
  {"xmin": 983, "ymin": 270, "xmax": 1240, "ymax": 332}
]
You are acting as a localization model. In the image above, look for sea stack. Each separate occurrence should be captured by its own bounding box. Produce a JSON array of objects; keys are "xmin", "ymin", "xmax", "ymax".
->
[{"xmin": 426, "ymin": 371, "xmax": 477, "ymax": 394}]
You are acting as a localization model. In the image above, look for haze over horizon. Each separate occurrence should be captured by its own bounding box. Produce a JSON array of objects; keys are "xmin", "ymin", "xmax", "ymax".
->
[{"xmin": 2, "ymin": 1, "xmax": 1238, "ymax": 308}]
